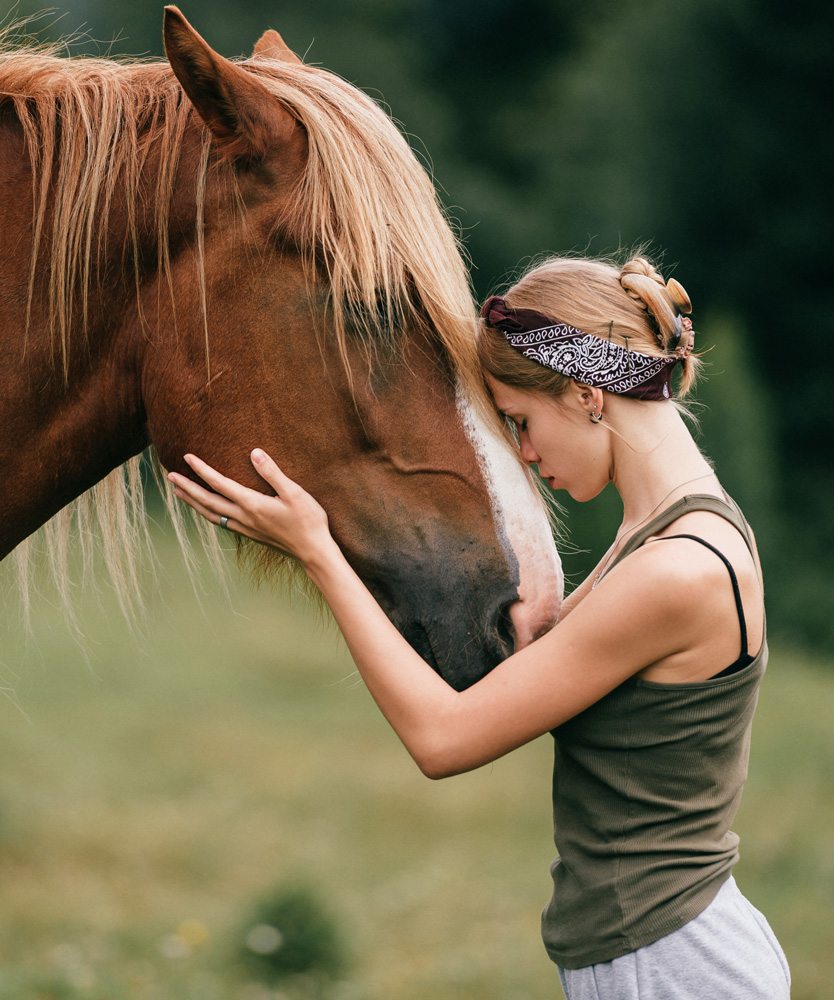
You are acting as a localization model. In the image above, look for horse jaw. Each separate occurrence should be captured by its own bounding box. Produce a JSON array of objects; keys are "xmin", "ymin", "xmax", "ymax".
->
[{"xmin": 457, "ymin": 389, "xmax": 564, "ymax": 649}]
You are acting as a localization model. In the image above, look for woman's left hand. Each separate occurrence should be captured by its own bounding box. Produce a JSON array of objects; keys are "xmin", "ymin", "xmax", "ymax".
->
[{"xmin": 168, "ymin": 449, "xmax": 336, "ymax": 568}]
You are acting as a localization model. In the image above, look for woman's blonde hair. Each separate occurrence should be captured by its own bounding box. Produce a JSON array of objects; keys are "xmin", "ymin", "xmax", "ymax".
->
[{"xmin": 477, "ymin": 254, "xmax": 700, "ymax": 399}]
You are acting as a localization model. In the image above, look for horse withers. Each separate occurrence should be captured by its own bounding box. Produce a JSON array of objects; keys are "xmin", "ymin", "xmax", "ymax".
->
[{"xmin": 0, "ymin": 7, "xmax": 562, "ymax": 688}]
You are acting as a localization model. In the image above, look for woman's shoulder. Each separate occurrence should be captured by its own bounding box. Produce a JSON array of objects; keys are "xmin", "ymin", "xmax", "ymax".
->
[
  {"xmin": 557, "ymin": 495, "xmax": 753, "ymax": 624},
  {"xmin": 547, "ymin": 540, "xmax": 721, "ymax": 691},
  {"xmin": 613, "ymin": 506, "xmax": 765, "ymax": 681},
  {"xmin": 595, "ymin": 514, "xmax": 758, "ymax": 638},
  {"xmin": 649, "ymin": 502, "xmax": 760, "ymax": 569},
  {"xmin": 601, "ymin": 528, "xmax": 724, "ymax": 601}
]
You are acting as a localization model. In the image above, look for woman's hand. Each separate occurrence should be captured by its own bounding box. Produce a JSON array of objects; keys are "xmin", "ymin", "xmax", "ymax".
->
[{"xmin": 168, "ymin": 449, "xmax": 336, "ymax": 568}]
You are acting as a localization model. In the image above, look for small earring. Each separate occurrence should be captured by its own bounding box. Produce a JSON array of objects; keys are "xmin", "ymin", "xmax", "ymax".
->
[{"xmin": 589, "ymin": 405, "xmax": 603, "ymax": 424}]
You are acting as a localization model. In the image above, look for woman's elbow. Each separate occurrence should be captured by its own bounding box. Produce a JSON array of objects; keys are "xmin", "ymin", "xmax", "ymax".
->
[
  {"xmin": 410, "ymin": 734, "xmax": 471, "ymax": 780},
  {"xmin": 416, "ymin": 755, "xmax": 457, "ymax": 781},
  {"xmin": 403, "ymin": 702, "xmax": 479, "ymax": 779}
]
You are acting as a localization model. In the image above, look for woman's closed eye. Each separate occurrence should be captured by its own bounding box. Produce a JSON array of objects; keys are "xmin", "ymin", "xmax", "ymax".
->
[{"xmin": 498, "ymin": 409, "xmax": 527, "ymax": 437}]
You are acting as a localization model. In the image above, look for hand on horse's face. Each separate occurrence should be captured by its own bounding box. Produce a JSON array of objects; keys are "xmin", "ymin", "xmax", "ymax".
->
[{"xmin": 168, "ymin": 451, "xmax": 336, "ymax": 568}]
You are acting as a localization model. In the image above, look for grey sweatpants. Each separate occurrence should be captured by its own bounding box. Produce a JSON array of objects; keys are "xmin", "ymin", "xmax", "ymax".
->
[{"xmin": 557, "ymin": 877, "xmax": 790, "ymax": 1000}]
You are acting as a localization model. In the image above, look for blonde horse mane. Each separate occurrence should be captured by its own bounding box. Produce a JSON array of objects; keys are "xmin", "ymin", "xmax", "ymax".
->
[{"xmin": 1, "ymin": 23, "xmax": 519, "ymax": 620}]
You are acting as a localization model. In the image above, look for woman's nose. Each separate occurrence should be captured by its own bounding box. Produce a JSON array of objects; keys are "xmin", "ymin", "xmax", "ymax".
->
[{"xmin": 518, "ymin": 431, "xmax": 539, "ymax": 465}]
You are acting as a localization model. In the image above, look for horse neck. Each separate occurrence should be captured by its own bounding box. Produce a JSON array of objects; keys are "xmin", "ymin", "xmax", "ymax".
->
[{"xmin": 0, "ymin": 73, "xmax": 204, "ymax": 557}]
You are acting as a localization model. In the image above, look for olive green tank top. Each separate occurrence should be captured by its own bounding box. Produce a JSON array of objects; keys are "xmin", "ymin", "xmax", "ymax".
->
[{"xmin": 541, "ymin": 495, "xmax": 766, "ymax": 969}]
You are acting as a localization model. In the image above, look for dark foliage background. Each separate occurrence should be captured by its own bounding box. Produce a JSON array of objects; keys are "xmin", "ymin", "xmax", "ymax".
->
[{"xmin": 7, "ymin": 0, "xmax": 833, "ymax": 649}]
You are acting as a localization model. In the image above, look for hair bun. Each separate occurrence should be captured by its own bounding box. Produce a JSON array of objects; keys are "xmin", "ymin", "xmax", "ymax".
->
[
  {"xmin": 665, "ymin": 278, "xmax": 692, "ymax": 316},
  {"xmin": 619, "ymin": 257, "xmax": 692, "ymax": 352}
]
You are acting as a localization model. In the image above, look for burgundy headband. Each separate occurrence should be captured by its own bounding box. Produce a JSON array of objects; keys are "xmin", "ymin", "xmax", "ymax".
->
[{"xmin": 481, "ymin": 296, "xmax": 680, "ymax": 401}]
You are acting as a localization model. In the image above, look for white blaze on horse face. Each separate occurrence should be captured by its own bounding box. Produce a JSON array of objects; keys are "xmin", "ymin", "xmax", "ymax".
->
[{"xmin": 457, "ymin": 387, "xmax": 564, "ymax": 650}]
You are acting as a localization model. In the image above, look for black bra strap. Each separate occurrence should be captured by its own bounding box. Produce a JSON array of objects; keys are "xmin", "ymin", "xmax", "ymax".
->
[{"xmin": 653, "ymin": 534, "xmax": 749, "ymax": 660}]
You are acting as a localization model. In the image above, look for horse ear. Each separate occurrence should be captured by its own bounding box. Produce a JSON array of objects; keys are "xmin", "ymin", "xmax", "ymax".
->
[
  {"xmin": 163, "ymin": 5, "xmax": 296, "ymax": 161},
  {"xmin": 252, "ymin": 29, "xmax": 303, "ymax": 65}
]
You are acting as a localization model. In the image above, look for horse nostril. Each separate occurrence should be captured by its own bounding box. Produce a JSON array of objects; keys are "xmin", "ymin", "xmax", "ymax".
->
[{"xmin": 507, "ymin": 595, "xmax": 541, "ymax": 652}]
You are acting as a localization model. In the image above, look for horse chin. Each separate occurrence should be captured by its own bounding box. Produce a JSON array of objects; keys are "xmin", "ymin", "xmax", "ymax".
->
[
  {"xmin": 231, "ymin": 534, "xmax": 511, "ymax": 689},
  {"xmin": 398, "ymin": 611, "xmax": 514, "ymax": 692}
]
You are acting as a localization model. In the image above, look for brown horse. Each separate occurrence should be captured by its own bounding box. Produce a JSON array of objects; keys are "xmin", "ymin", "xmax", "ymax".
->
[{"xmin": 0, "ymin": 8, "xmax": 562, "ymax": 688}]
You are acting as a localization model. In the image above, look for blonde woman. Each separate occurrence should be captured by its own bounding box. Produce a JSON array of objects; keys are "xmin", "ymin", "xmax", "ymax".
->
[{"xmin": 169, "ymin": 255, "xmax": 790, "ymax": 999}]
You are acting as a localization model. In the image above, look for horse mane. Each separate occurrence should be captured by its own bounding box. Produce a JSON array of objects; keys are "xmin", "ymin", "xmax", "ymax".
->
[
  {"xmin": 0, "ymin": 24, "xmax": 483, "ymax": 365},
  {"xmin": 0, "ymin": 25, "xmax": 535, "ymax": 621}
]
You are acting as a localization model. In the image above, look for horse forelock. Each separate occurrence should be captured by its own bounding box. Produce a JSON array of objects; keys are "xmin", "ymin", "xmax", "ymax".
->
[{"xmin": 0, "ymin": 25, "xmax": 486, "ymax": 391}]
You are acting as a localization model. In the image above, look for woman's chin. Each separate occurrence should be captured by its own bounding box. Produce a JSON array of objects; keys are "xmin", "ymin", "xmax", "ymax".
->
[{"xmin": 556, "ymin": 482, "xmax": 607, "ymax": 504}]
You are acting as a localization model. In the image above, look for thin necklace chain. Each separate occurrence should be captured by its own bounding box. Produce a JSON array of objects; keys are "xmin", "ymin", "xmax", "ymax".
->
[{"xmin": 591, "ymin": 471, "xmax": 715, "ymax": 590}]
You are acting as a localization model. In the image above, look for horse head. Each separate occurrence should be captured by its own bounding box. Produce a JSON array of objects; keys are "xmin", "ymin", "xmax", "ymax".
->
[{"xmin": 1, "ymin": 8, "xmax": 562, "ymax": 689}]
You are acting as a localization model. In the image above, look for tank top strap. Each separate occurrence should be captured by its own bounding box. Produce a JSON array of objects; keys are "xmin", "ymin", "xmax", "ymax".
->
[{"xmin": 604, "ymin": 493, "xmax": 755, "ymax": 580}]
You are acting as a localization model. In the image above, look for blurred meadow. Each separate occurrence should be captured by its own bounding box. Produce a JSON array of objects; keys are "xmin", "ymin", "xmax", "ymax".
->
[
  {"xmin": 2, "ymin": 0, "xmax": 833, "ymax": 998},
  {"xmin": 1, "ymin": 526, "xmax": 833, "ymax": 1000}
]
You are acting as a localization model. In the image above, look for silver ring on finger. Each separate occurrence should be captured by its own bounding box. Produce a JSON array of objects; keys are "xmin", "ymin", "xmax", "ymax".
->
[{"xmin": 219, "ymin": 515, "xmax": 230, "ymax": 530}]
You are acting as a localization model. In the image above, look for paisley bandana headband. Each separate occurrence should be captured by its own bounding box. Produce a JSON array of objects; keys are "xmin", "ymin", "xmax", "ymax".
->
[{"xmin": 481, "ymin": 296, "xmax": 680, "ymax": 401}]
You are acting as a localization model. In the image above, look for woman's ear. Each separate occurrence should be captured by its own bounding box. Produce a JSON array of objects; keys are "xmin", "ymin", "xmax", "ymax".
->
[{"xmin": 572, "ymin": 381, "xmax": 605, "ymax": 420}]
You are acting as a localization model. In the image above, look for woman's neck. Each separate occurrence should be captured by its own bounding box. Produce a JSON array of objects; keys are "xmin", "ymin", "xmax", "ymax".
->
[{"xmin": 606, "ymin": 399, "xmax": 719, "ymax": 530}]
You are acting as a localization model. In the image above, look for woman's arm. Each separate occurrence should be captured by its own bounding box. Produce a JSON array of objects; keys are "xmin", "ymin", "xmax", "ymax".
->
[{"xmin": 169, "ymin": 450, "xmax": 695, "ymax": 778}]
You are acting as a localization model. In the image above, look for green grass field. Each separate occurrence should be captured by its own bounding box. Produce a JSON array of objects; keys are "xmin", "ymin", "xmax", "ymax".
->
[{"xmin": 1, "ymin": 526, "xmax": 831, "ymax": 999}]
